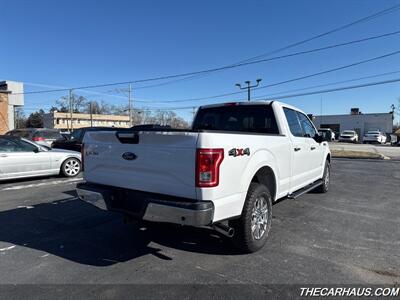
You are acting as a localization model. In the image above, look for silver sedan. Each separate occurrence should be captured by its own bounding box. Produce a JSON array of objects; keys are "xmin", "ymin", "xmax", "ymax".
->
[{"xmin": 0, "ymin": 135, "xmax": 82, "ymax": 181}]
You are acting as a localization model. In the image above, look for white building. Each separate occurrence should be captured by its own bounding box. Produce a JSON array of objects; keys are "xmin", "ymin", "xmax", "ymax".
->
[
  {"xmin": 43, "ymin": 111, "xmax": 130, "ymax": 131},
  {"xmin": 312, "ymin": 108, "xmax": 393, "ymax": 141}
]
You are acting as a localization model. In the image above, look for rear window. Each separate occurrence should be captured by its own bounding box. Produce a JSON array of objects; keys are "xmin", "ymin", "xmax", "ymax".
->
[
  {"xmin": 192, "ymin": 105, "xmax": 279, "ymax": 134},
  {"xmin": 35, "ymin": 130, "xmax": 62, "ymax": 139},
  {"xmin": 7, "ymin": 130, "xmax": 32, "ymax": 138}
]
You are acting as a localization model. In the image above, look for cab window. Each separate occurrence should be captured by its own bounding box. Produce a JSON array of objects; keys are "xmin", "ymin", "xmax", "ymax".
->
[
  {"xmin": 283, "ymin": 108, "xmax": 303, "ymax": 137},
  {"xmin": 297, "ymin": 112, "xmax": 317, "ymax": 138}
]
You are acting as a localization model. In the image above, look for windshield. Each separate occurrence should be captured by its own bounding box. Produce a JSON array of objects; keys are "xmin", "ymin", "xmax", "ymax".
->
[
  {"xmin": 367, "ymin": 131, "xmax": 380, "ymax": 134},
  {"xmin": 8, "ymin": 130, "xmax": 31, "ymax": 138},
  {"xmin": 70, "ymin": 129, "xmax": 82, "ymax": 140},
  {"xmin": 192, "ymin": 105, "xmax": 279, "ymax": 134}
]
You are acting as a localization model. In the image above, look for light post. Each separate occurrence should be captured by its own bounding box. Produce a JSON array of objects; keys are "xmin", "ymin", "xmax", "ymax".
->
[{"xmin": 235, "ymin": 79, "xmax": 262, "ymax": 101}]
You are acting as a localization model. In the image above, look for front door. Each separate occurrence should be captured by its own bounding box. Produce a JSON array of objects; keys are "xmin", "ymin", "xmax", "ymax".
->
[
  {"xmin": 0, "ymin": 137, "xmax": 51, "ymax": 180},
  {"xmin": 283, "ymin": 108, "xmax": 314, "ymax": 192}
]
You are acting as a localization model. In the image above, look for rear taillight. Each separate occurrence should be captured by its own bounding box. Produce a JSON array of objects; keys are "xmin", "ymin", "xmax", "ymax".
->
[
  {"xmin": 196, "ymin": 148, "xmax": 224, "ymax": 187},
  {"xmin": 32, "ymin": 137, "xmax": 45, "ymax": 141},
  {"xmin": 81, "ymin": 143, "xmax": 85, "ymax": 172}
]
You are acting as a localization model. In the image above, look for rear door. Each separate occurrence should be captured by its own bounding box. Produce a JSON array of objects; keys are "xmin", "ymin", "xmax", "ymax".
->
[
  {"xmin": 83, "ymin": 130, "xmax": 199, "ymax": 199},
  {"xmin": 283, "ymin": 108, "xmax": 314, "ymax": 192}
]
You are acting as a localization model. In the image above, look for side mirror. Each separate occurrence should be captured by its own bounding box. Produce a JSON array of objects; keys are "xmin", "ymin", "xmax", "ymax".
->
[
  {"xmin": 33, "ymin": 147, "xmax": 40, "ymax": 153},
  {"xmin": 313, "ymin": 133, "xmax": 326, "ymax": 143}
]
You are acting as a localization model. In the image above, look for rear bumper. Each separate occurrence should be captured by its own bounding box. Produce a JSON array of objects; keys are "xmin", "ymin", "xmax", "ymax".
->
[{"xmin": 76, "ymin": 182, "xmax": 214, "ymax": 226}]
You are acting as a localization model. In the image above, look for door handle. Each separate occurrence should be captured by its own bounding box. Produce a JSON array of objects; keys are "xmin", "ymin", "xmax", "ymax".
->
[
  {"xmin": 0, "ymin": 154, "xmax": 8, "ymax": 157},
  {"xmin": 294, "ymin": 147, "xmax": 301, "ymax": 152},
  {"xmin": 311, "ymin": 146, "xmax": 316, "ymax": 150}
]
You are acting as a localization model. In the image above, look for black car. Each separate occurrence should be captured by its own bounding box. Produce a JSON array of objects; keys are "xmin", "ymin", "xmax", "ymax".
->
[
  {"xmin": 52, "ymin": 127, "xmax": 119, "ymax": 152},
  {"xmin": 131, "ymin": 124, "xmax": 171, "ymax": 131}
]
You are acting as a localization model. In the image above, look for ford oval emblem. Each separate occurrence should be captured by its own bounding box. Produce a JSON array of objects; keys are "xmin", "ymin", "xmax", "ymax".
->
[{"xmin": 122, "ymin": 152, "xmax": 137, "ymax": 161}]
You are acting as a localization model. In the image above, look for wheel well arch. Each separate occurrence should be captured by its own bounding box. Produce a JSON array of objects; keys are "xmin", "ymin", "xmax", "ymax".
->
[{"xmin": 250, "ymin": 166, "xmax": 277, "ymax": 201}]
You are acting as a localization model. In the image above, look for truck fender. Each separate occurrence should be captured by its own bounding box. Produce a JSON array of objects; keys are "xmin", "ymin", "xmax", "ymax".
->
[{"xmin": 240, "ymin": 149, "xmax": 279, "ymax": 202}]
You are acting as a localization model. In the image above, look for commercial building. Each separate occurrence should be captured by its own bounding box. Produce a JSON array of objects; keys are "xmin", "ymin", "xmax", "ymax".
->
[
  {"xmin": 312, "ymin": 108, "xmax": 394, "ymax": 141},
  {"xmin": 0, "ymin": 81, "xmax": 24, "ymax": 134},
  {"xmin": 43, "ymin": 111, "xmax": 130, "ymax": 131}
]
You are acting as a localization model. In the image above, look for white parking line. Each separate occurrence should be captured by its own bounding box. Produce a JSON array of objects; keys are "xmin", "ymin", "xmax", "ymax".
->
[
  {"xmin": 0, "ymin": 178, "xmax": 83, "ymax": 191},
  {"xmin": 0, "ymin": 245, "xmax": 16, "ymax": 252}
]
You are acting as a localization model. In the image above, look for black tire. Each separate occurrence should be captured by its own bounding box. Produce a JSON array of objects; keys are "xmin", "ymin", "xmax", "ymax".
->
[
  {"xmin": 229, "ymin": 183, "xmax": 272, "ymax": 253},
  {"xmin": 61, "ymin": 158, "xmax": 81, "ymax": 177},
  {"xmin": 315, "ymin": 160, "xmax": 330, "ymax": 193}
]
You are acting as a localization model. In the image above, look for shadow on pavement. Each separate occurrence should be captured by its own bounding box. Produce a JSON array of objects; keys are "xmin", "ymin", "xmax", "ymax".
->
[{"xmin": 0, "ymin": 195, "xmax": 236, "ymax": 266}]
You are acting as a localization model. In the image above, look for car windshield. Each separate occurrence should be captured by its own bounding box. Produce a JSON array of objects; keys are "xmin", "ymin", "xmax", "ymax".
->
[
  {"xmin": 342, "ymin": 131, "xmax": 354, "ymax": 135},
  {"xmin": 35, "ymin": 130, "xmax": 62, "ymax": 139},
  {"xmin": 70, "ymin": 129, "xmax": 82, "ymax": 140},
  {"xmin": 367, "ymin": 131, "xmax": 380, "ymax": 134}
]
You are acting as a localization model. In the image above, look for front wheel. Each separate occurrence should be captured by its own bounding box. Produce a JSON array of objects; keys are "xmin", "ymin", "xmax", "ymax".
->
[
  {"xmin": 61, "ymin": 158, "xmax": 81, "ymax": 177},
  {"xmin": 229, "ymin": 183, "xmax": 272, "ymax": 253}
]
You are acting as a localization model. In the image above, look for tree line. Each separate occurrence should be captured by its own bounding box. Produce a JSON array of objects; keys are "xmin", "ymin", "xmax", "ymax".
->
[{"xmin": 16, "ymin": 93, "xmax": 190, "ymax": 129}]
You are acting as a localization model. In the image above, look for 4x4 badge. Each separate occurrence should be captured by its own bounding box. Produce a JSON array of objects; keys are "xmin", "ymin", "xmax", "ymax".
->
[{"xmin": 229, "ymin": 148, "xmax": 250, "ymax": 157}]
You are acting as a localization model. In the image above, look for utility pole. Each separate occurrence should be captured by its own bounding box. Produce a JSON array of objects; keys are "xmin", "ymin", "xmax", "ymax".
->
[
  {"xmin": 69, "ymin": 89, "xmax": 73, "ymax": 132},
  {"xmin": 128, "ymin": 83, "xmax": 132, "ymax": 126},
  {"xmin": 235, "ymin": 79, "xmax": 262, "ymax": 101},
  {"xmin": 89, "ymin": 101, "xmax": 93, "ymax": 127}
]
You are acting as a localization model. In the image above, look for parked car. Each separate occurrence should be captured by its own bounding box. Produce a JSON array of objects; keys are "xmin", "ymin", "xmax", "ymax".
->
[
  {"xmin": 388, "ymin": 134, "xmax": 398, "ymax": 146},
  {"xmin": 318, "ymin": 128, "xmax": 335, "ymax": 141},
  {"xmin": 131, "ymin": 124, "xmax": 172, "ymax": 131},
  {"xmin": 77, "ymin": 101, "xmax": 331, "ymax": 253},
  {"xmin": 339, "ymin": 130, "xmax": 358, "ymax": 143},
  {"xmin": 0, "ymin": 135, "xmax": 81, "ymax": 181},
  {"xmin": 363, "ymin": 131, "xmax": 387, "ymax": 144},
  {"xmin": 52, "ymin": 127, "xmax": 120, "ymax": 152},
  {"xmin": 6, "ymin": 128, "xmax": 63, "ymax": 147}
]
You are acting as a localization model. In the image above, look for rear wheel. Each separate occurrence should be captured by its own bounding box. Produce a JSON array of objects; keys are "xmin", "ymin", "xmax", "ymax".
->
[
  {"xmin": 61, "ymin": 158, "xmax": 81, "ymax": 177},
  {"xmin": 229, "ymin": 183, "xmax": 272, "ymax": 253},
  {"xmin": 315, "ymin": 160, "xmax": 330, "ymax": 193}
]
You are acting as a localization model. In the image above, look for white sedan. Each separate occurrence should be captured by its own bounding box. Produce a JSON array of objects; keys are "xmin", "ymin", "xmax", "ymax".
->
[
  {"xmin": 339, "ymin": 130, "xmax": 359, "ymax": 143},
  {"xmin": 0, "ymin": 135, "xmax": 81, "ymax": 181},
  {"xmin": 363, "ymin": 131, "xmax": 387, "ymax": 144}
]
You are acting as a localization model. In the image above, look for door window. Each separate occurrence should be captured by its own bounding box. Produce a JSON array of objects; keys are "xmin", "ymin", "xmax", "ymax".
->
[
  {"xmin": 0, "ymin": 138, "xmax": 20, "ymax": 152},
  {"xmin": 18, "ymin": 140, "xmax": 39, "ymax": 152},
  {"xmin": 283, "ymin": 108, "xmax": 303, "ymax": 137},
  {"xmin": 297, "ymin": 112, "xmax": 317, "ymax": 138}
]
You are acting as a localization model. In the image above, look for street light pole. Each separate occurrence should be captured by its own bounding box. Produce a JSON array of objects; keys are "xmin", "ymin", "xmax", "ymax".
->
[
  {"xmin": 235, "ymin": 79, "xmax": 262, "ymax": 101},
  {"xmin": 128, "ymin": 83, "xmax": 132, "ymax": 126},
  {"xmin": 69, "ymin": 89, "xmax": 73, "ymax": 132}
]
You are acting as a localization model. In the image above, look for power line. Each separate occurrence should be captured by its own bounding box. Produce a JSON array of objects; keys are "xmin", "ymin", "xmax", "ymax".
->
[
  {"xmin": 256, "ymin": 77, "xmax": 400, "ymax": 101},
  {"xmin": 154, "ymin": 49, "xmax": 400, "ymax": 103},
  {"xmin": 253, "ymin": 70, "xmax": 400, "ymax": 99},
  {"xmin": 138, "ymin": 3, "xmax": 400, "ymax": 87},
  {"xmin": 236, "ymin": 3, "xmax": 400, "ymax": 64},
  {"xmin": 4, "ymin": 29, "xmax": 400, "ymax": 96},
  {"xmin": 20, "ymin": 76, "xmax": 400, "ymax": 112},
  {"xmin": 129, "ymin": 29, "xmax": 400, "ymax": 91}
]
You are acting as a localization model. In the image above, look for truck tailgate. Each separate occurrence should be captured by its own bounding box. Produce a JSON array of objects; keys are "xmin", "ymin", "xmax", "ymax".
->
[{"xmin": 83, "ymin": 130, "xmax": 199, "ymax": 199}]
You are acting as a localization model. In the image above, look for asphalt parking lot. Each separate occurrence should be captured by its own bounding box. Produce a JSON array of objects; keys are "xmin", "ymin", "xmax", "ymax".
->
[{"xmin": 0, "ymin": 159, "xmax": 399, "ymax": 285}]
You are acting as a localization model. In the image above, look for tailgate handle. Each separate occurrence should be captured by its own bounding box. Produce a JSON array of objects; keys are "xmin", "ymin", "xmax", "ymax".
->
[{"xmin": 116, "ymin": 132, "xmax": 140, "ymax": 144}]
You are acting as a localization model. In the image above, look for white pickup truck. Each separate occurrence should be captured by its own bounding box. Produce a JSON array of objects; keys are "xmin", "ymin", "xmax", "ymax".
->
[{"xmin": 77, "ymin": 101, "xmax": 331, "ymax": 252}]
